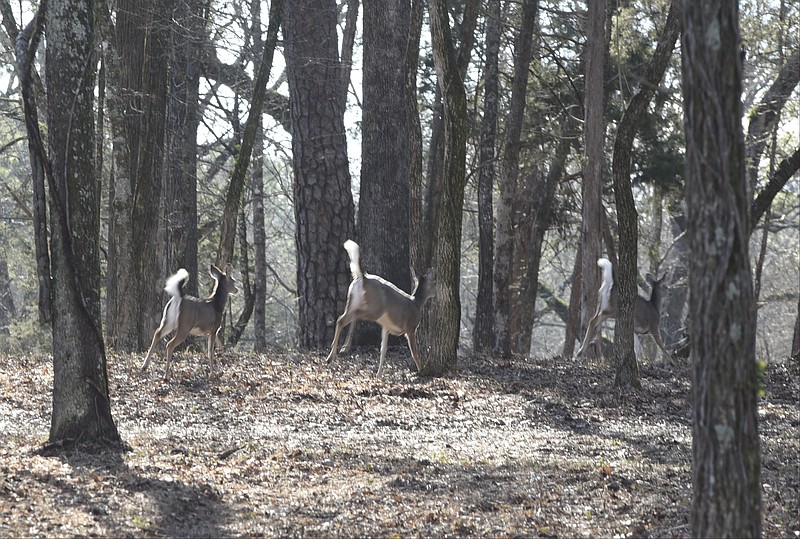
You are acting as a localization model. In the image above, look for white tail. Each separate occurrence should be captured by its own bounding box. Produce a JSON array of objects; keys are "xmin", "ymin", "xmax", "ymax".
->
[
  {"xmin": 326, "ymin": 240, "xmax": 437, "ymax": 377},
  {"xmin": 141, "ymin": 264, "xmax": 238, "ymax": 380},
  {"xmin": 575, "ymin": 257, "xmax": 671, "ymax": 360}
]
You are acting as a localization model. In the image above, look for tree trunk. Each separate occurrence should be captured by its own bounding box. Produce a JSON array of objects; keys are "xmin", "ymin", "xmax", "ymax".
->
[
  {"xmin": 421, "ymin": 0, "xmax": 471, "ymax": 375},
  {"xmin": 164, "ymin": 0, "xmax": 204, "ymax": 295},
  {"xmin": 285, "ymin": 0, "xmax": 356, "ymax": 349},
  {"xmin": 42, "ymin": 0, "xmax": 119, "ymax": 444},
  {"xmin": 680, "ymin": 1, "xmax": 762, "ymax": 535},
  {"xmin": 493, "ymin": 0, "xmax": 538, "ymax": 359},
  {"xmin": 10, "ymin": 1, "xmax": 52, "ymax": 326},
  {"xmin": 611, "ymin": 0, "xmax": 679, "ymax": 389},
  {"xmin": 472, "ymin": 0, "xmax": 501, "ymax": 355},
  {"xmin": 356, "ymin": 0, "xmax": 412, "ymax": 347},
  {"xmin": 407, "ymin": 0, "xmax": 425, "ymax": 273},
  {"xmin": 579, "ymin": 0, "xmax": 606, "ymax": 360}
]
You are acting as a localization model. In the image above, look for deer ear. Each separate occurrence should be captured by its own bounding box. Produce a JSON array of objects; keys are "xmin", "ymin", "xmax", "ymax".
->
[
  {"xmin": 210, "ymin": 264, "xmax": 223, "ymax": 278},
  {"xmin": 224, "ymin": 263, "xmax": 233, "ymax": 275}
]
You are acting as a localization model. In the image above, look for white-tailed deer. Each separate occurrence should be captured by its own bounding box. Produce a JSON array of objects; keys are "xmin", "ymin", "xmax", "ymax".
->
[
  {"xmin": 326, "ymin": 240, "xmax": 436, "ymax": 377},
  {"xmin": 576, "ymin": 257, "xmax": 671, "ymax": 360},
  {"xmin": 141, "ymin": 264, "xmax": 238, "ymax": 380}
]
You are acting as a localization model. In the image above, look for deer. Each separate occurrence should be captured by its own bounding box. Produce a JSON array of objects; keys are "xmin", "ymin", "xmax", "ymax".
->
[
  {"xmin": 575, "ymin": 257, "xmax": 672, "ymax": 361},
  {"xmin": 325, "ymin": 240, "xmax": 437, "ymax": 377},
  {"xmin": 141, "ymin": 264, "xmax": 238, "ymax": 380}
]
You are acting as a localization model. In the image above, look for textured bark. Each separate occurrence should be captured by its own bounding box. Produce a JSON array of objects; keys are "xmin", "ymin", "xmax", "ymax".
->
[
  {"xmin": 164, "ymin": 0, "xmax": 205, "ymax": 295},
  {"xmin": 216, "ymin": 0, "xmax": 282, "ymax": 268},
  {"xmin": 41, "ymin": 0, "xmax": 119, "ymax": 444},
  {"xmin": 472, "ymin": 0, "xmax": 501, "ymax": 355},
  {"xmin": 492, "ymin": 0, "xmax": 537, "ymax": 359},
  {"xmin": 356, "ymin": 0, "xmax": 412, "ymax": 347},
  {"xmin": 422, "ymin": 0, "xmax": 470, "ymax": 375},
  {"xmin": 611, "ymin": 0, "xmax": 679, "ymax": 390},
  {"xmin": 106, "ymin": 0, "xmax": 170, "ymax": 351},
  {"xmin": 681, "ymin": 1, "xmax": 762, "ymax": 535},
  {"xmin": 579, "ymin": 0, "xmax": 605, "ymax": 358},
  {"xmin": 285, "ymin": 0, "xmax": 356, "ymax": 349}
]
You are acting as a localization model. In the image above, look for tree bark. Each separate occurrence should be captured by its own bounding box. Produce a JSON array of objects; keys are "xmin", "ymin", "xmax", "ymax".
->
[
  {"xmin": 39, "ymin": 0, "xmax": 119, "ymax": 444},
  {"xmin": 422, "ymin": 0, "xmax": 471, "ymax": 375},
  {"xmin": 493, "ymin": 0, "xmax": 538, "ymax": 359},
  {"xmin": 357, "ymin": 0, "xmax": 413, "ymax": 347},
  {"xmin": 164, "ymin": 0, "xmax": 205, "ymax": 295},
  {"xmin": 611, "ymin": 0, "xmax": 680, "ymax": 389},
  {"xmin": 472, "ymin": 0, "xmax": 501, "ymax": 355},
  {"xmin": 681, "ymin": 1, "xmax": 762, "ymax": 535},
  {"xmin": 578, "ymin": 0, "xmax": 606, "ymax": 360},
  {"xmin": 285, "ymin": 0, "xmax": 356, "ymax": 349}
]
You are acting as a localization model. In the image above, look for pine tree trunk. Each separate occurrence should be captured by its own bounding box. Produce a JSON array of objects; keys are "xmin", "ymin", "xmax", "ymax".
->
[{"xmin": 285, "ymin": 0, "xmax": 355, "ymax": 349}]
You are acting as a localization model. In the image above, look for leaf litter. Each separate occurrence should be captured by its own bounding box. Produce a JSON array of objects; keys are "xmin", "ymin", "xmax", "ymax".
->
[{"xmin": 0, "ymin": 348, "xmax": 797, "ymax": 537}]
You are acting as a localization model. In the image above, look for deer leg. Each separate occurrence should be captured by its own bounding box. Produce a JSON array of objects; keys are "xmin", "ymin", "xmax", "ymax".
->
[
  {"xmin": 326, "ymin": 312, "xmax": 351, "ymax": 364},
  {"xmin": 405, "ymin": 331, "xmax": 422, "ymax": 373},
  {"xmin": 376, "ymin": 327, "xmax": 390, "ymax": 377},
  {"xmin": 207, "ymin": 331, "xmax": 217, "ymax": 370},
  {"xmin": 164, "ymin": 330, "xmax": 189, "ymax": 380},
  {"xmin": 576, "ymin": 310, "xmax": 606, "ymax": 358},
  {"xmin": 650, "ymin": 330, "xmax": 672, "ymax": 361},
  {"xmin": 340, "ymin": 321, "xmax": 357, "ymax": 354},
  {"xmin": 141, "ymin": 324, "xmax": 164, "ymax": 371}
]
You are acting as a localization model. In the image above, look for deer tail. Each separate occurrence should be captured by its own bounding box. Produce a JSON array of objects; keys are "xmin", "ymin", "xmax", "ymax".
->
[
  {"xmin": 597, "ymin": 258, "xmax": 614, "ymax": 312},
  {"xmin": 165, "ymin": 268, "xmax": 190, "ymax": 298},
  {"xmin": 343, "ymin": 240, "xmax": 364, "ymax": 280}
]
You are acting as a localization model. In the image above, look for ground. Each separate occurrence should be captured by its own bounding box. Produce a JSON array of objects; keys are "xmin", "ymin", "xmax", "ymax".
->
[{"xmin": 0, "ymin": 347, "xmax": 798, "ymax": 538}]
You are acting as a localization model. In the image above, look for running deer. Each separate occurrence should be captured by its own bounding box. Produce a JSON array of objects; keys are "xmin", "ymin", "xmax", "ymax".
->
[
  {"xmin": 141, "ymin": 264, "xmax": 238, "ymax": 380},
  {"xmin": 326, "ymin": 240, "xmax": 436, "ymax": 377},
  {"xmin": 575, "ymin": 257, "xmax": 671, "ymax": 360}
]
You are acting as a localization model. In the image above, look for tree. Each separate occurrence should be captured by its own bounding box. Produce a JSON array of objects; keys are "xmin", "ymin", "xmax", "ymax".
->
[
  {"xmin": 164, "ymin": 0, "xmax": 206, "ymax": 295},
  {"xmin": 17, "ymin": 0, "xmax": 119, "ymax": 445},
  {"xmin": 284, "ymin": 0, "xmax": 356, "ymax": 349},
  {"xmin": 422, "ymin": 0, "xmax": 472, "ymax": 375},
  {"xmin": 107, "ymin": 0, "xmax": 170, "ymax": 351},
  {"xmin": 357, "ymin": 0, "xmax": 412, "ymax": 347},
  {"xmin": 492, "ymin": 0, "xmax": 538, "ymax": 359},
  {"xmin": 578, "ymin": 0, "xmax": 606, "ymax": 359},
  {"xmin": 472, "ymin": 0, "xmax": 501, "ymax": 355},
  {"xmin": 611, "ymin": 0, "xmax": 680, "ymax": 389},
  {"xmin": 680, "ymin": 1, "xmax": 762, "ymax": 536}
]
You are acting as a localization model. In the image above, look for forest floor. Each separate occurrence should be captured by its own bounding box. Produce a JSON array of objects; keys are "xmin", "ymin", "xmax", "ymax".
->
[{"xmin": 0, "ymin": 345, "xmax": 798, "ymax": 538}]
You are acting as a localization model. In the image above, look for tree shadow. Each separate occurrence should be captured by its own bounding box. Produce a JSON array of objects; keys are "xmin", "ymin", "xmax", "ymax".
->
[{"xmin": 34, "ymin": 441, "xmax": 232, "ymax": 537}]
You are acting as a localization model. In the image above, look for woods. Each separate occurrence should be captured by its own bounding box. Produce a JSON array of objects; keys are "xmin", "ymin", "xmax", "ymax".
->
[{"xmin": 0, "ymin": 0, "xmax": 798, "ymax": 536}]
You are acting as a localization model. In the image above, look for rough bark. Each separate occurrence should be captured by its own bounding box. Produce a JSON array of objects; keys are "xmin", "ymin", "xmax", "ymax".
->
[
  {"xmin": 472, "ymin": 0, "xmax": 501, "ymax": 355},
  {"xmin": 680, "ymin": 1, "xmax": 762, "ymax": 535},
  {"xmin": 407, "ymin": 0, "xmax": 425, "ymax": 273},
  {"xmin": 611, "ymin": 0, "xmax": 680, "ymax": 390},
  {"xmin": 39, "ymin": 0, "xmax": 119, "ymax": 444},
  {"xmin": 492, "ymin": 0, "xmax": 537, "ymax": 359},
  {"xmin": 285, "ymin": 0, "xmax": 356, "ymax": 349},
  {"xmin": 422, "ymin": 0, "xmax": 470, "ymax": 375},
  {"xmin": 164, "ymin": 0, "xmax": 205, "ymax": 295},
  {"xmin": 356, "ymin": 0, "xmax": 413, "ymax": 347}
]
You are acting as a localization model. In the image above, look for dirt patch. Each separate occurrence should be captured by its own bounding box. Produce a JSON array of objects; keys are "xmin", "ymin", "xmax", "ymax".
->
[{"xmin": 1, "ymin": 348, "xmax": 797, "ymax": 537}]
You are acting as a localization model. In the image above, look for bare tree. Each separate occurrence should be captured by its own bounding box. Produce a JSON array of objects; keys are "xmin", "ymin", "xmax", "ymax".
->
[{"xmin": 681, "ymin": 1, "xmax": 762, "ymax": 536}]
